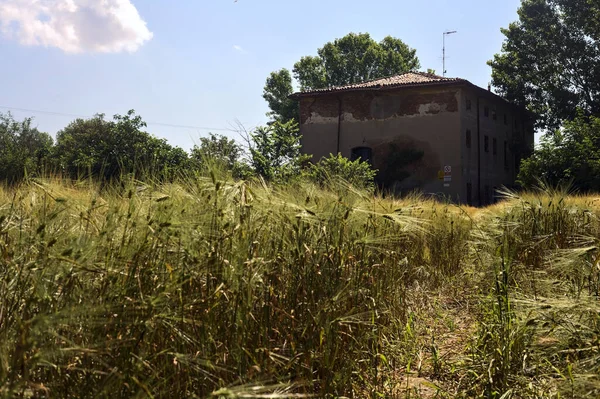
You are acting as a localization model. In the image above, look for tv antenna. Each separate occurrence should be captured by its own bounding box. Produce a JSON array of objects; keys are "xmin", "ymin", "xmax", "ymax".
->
[{"xmin": 443, "ymin": 30, "xmax": 457, "ymax": 77}]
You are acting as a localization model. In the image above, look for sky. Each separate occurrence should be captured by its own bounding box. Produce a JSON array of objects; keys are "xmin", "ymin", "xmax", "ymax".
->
[{"xmin": 0, "ymin": 0, "xmax": 523, "ymax": 150}]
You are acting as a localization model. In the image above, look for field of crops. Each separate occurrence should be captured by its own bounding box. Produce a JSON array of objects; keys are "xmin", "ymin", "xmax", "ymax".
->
[{"xmin": 1, "ymin": 177, "xmax": 599, "ymax": 398}]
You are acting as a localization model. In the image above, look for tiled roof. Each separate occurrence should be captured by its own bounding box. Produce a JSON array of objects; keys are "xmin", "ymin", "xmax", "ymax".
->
[{"xmin": 291, "ymin": 72, "xmax": 466, "ymax": 97}]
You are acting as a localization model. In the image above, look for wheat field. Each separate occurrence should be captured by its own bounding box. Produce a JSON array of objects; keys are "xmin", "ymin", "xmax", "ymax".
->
[{"xmin": 0, "ymin": 176, "xmax": 598, "ymax": 398}]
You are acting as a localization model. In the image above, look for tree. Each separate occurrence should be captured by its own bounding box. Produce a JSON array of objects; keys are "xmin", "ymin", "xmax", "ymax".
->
[
  {"xmin": 518, "ymin": 115, "xmax": 600, "ymax": 191},
  {"xmin": 143, "ymin": 136, "xmax": 190, "ymax": 179},
  {"xmin": 0, "ymin": 113, "xmax": 53, "ymax": 183},
  {"xmin": 190, "ymin": 133, "xmax": 246, "ymax": 176},
  {"xmin": 53, "ymin": 110, "xmax": 189, "ymax": 181},
  {"xmin": 489, "ymin": 0, "xmax": 600, "ymax": 129},
  {"xmin": 263, "ymin": 32, "xmax": 420, "ymax": 122},
  {"xmin": 263, "ymin": 69, "xmax": 299, "ymax": 124},
  {"xmin": 248, "ymin": 120, "xmax": 310, "ymax": 181}
]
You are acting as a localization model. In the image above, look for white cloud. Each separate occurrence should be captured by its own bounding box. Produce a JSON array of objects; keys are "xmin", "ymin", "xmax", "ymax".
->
[
  {"xmin": 0, "ymin": 0, "xmax": 153, "ymax": 53},
  {"xmin": 233, "ymin": 44, "xmax": 246, "ymax": 53}
]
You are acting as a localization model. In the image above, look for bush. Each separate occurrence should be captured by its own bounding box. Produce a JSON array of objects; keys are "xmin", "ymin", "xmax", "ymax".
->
[
  {"xmin": 248, "ymin": 120, "xmax": 310, "ymax": 182},
  {"xmin": 518, "ymin": 114, "xmax": 600, "ymax": 191},
  {"xmin": 190, "ymin": 133, "xmax": 251, "ymax": 179},
  {"xmin": 0, "ymin": 113, "xmax": 53, "ymax": 183},
  {"xmin": 305, "ymin": 153, "xmax": 377, "ymax": 190},
  {"xmin": 53, "ymin": 110, "xmax": 189, "ymax": 181}
]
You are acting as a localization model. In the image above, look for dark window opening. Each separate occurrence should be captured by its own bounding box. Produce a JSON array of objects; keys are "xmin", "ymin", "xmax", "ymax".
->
[
  {"xmin": 484, "ymin": 106, "xmax": 489, "ymax": 117},
  {"xmin": 493, "ymin": 138, "xmax": 497, "ymax": 155},
  {"xmin": 504, "ymin": 114, "xmax": 508, "ymax": 125},
  {"xmin": 466, "ymin": 183, "xmax": 472, "ymax": 205},
  {"xmin": 466, "ymin": 99, "xmax": 472, "ymax": 111},
  {"xmin": 466, "ymin": 129, "xmax": 472, "ymax": 148},
  {"xmin": 492, "ymin": 109, "xmax": 497, "ymax": 121},
  {"xmin": 504, "ymin": 141, "xmax": 509, "ymax": 170},
  {"xmin": 484, "ymin": 135, "xmax": 489, "ymax": 152},
  {"xmin": 484, "ymin": 185, "xmax": 490, "ymax": 204},
  {"xmin": 514, "ymin": 119, "xmax": 519, "ymax": 128},
  {"xmin": 351, "ymin": 147, "xmax": 373, "ymax": 164}
]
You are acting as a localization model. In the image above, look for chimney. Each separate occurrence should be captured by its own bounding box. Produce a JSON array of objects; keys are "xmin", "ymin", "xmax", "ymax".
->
[{"xmin": 488, "ymin": 83, "xmax": 491, "ymax": 91}]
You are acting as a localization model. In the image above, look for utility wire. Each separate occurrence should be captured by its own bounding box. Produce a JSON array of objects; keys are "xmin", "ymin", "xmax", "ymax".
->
[{"xmin": 0, "ymin": 105, "xmax": 235, "ymax": 132}]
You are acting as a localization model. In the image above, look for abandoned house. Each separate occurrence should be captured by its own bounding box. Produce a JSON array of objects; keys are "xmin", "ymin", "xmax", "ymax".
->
[{"xmin": 291, "ymin": 72, "xmax": 534, "ymax": 205}]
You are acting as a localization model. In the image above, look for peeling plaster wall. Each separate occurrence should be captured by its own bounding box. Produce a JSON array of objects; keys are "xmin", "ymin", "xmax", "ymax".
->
[{"xmin": 299, "ymin": 86, "xmax": 463, "ymax": 201}]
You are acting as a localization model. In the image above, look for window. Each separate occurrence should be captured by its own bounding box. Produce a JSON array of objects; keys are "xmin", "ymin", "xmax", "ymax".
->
[
  {"xmin": 493, "ymin": 138, "xmax": 497, "ymax": 155},
  {"xmin": 466, "ymin": 99, "xmax": 472, "ymax": 111},
  {"xmin": 492, "ymin": 109, "xmax": 497, "ymax": 121},
  {"xmin": 504, "ymin": 114, "xmax": 508, "ymax": 125},
  {"xmin": 484, "ymin": 135, "xmax": 489, "ymax": 152},
  {"xmin": 514, "ymin": 119, "xmax": 519, "ymax": 128},
  {"xmin": 351, "ymin": 147, "xmax": 372, "ymax": 164},
  {"xmin": 466, "ymin": 183, "xmax": 472, "ymax": 205},
  {"xmin": 484, "ymin": 106, "xmax": 489, "ymax": 117},
  {"xmin": 504, "ymin": 141, "xmax": 509, "ymax": 169},
  {"xmin": 484, "ymin": 185, "xmax": 490, "ymax": 204},
  {"xmin": 466, "ymin": 129, "xmax": 472, "ymax": 148}
]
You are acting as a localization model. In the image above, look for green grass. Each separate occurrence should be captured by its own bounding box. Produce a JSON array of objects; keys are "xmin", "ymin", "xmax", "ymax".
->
[{"xmin": 0, "ymin": 176, "xmax": 599, "ymax": 398}]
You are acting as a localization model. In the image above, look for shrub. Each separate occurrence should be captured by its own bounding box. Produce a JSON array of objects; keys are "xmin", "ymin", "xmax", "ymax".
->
[
  {"xmin": 248, "ymin": 120, "xmax": 310, "ymax": 182},
  {"xmin": 305, "ymin": 153, "xmax": 377, "ymax": 190},
  {"xmin": 53, "ymin": 110, "xmax": 189, "ymax": 182},
  {"xmin": 518, "ymin": 114, "xmax": 600, "ymax": 191},
  {"xmin": 0, "ymin": 113, "xmax": 53, "ymax": 183}
]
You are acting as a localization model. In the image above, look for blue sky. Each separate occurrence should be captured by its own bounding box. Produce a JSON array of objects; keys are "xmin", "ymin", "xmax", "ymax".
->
[{"xmin": 0, "ymin": 0, "xmax": 522, "ymax": 150}]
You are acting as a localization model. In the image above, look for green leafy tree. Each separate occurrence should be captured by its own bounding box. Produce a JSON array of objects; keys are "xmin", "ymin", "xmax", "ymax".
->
[
  {"xmin": 489, "ymin": 0, "xmax": 600, "ymax": 129},
  {"xmin": 264, "ymin": 32, "xmax": 420, "ymax": 122},
  {"xmin": 305, "ymin": 153, "xmax": 378, "ymax": 191},
  {"xmin": 518, "ymin": 115, "xmax": 600, "ymax": 191},
  {"xmin": 53, "ymin": 110, "xmax": 189, "ymax": 181},
  {"xmin": 248, "ymin": 120, "xmax": 310, "ymax": 181},
  {"xmin": 143, "ymin": 136, "xmax": 190, "ymax": 179},
  {"xmin": 190, "ymin": 133, "xmax": 248, "ymax": 177},
  {"xmin": 0, "ymin": 113, "xmax": 53, "ymax": 183},
  {"xmin": 52, "ymin": 114, "xmax": 112, "ymax": 178},
  {"xmin": 263, "ymin": 69, "xmax": 299, "ymax": 124}
]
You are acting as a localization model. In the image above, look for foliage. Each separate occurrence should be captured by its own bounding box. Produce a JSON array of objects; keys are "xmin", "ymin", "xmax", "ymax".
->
[
  {"xmin": 305, "ymin": 153, "xmax": 377, "ymax": 191},
  {"xmin": 295, "ymin": 33, "xmax": 421, "ymax": 91},
  {"xmin": 53, "ymin": 110, "xmax": 189, "ymax": 181},
  {"xmin": 489, "ymin": 0, "xmax": 600, "ymax": 129},
  {"xmin": 263, "ymin": 69, "xmax": 299, "ymax": 124},
  {"xmin": 0, "ymin": 110, "xmax": 313, "ymax": 185},
  {"xmin": 190, "ymin": 132, "xmax": 247, "ymax": 177},
  {"xmin": 518, "ymin": 115, "xmax": 600, "ymax": 191},
  {"xmin": 264, "ymin": 32, "xmax": 420, "ymax": 122},
  {"xmin": 247, "ymin": 120, "xmax": 310, "ymax": 181},
  {"xmin": 0, "ymin": 113, "xmax": 53, "ymax": 183}
]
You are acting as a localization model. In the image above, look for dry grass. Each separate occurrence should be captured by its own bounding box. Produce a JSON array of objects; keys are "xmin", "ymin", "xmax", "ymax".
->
[{"xmin": 0, "ymin": 177, "xmax": 599, "ymax": 398}]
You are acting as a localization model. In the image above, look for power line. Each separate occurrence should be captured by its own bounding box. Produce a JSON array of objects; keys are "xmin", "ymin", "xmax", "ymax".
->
[{"xmin": 0, "ymin": 105, "xmax": 235, "ymax": 132}]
